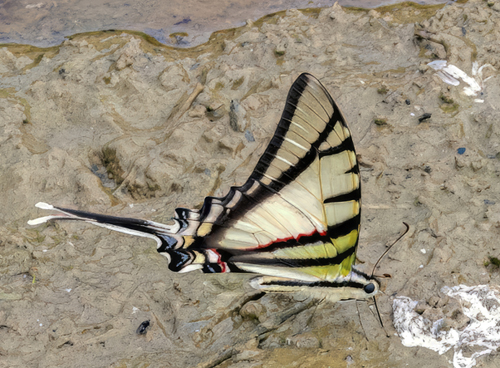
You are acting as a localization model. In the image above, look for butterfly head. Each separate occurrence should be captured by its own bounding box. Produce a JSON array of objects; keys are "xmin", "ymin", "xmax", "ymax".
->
[{"xmin": 340, "ymin": 267, "xmax": 380, "ymax": 301}]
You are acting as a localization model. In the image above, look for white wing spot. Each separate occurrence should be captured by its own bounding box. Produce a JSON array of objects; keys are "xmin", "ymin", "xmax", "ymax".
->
[
  {"xmin": 263, "ymin": 173, "xmax": 276, "ymax": 181},
  {"xmin": 275, "ymin": 155, "xmax": 294, "ymax": 166},
  {"xmin": 291, "ymin": 121, "xmax": 309, "ymax": 133},
  {"xmin": 285, "ymin": 137, "xmax": 308, "ymax": 151}
]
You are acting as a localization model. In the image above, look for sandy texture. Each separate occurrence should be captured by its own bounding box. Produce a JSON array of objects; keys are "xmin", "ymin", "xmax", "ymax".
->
[{"xmin": 1, "ymin": 1, "xmax": 500, "ymax": 367}]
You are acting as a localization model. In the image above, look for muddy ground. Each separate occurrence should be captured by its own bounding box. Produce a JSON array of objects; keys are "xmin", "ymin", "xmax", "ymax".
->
[{"xmin": 1, "ymin": 1, "xmax": 500, "ymax": 367}]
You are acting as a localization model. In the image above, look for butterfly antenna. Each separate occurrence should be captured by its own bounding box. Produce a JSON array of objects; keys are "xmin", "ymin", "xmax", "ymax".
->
[
  {"xmin": 373, "ymin": 296, "xmax": 390, "ymax": 337},
  {"xmin": 371, "ymin": 222, "xmax": 409, "ymax": 277},
  {"xmin": 370, "ymin": 222, "xmax": 409, "ymax": 337}
]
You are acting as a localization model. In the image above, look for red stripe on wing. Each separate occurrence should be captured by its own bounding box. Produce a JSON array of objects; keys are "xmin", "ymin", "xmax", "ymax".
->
[{"xmin": 255, "ymin": 229, "xmax": 328, "ymax": 250}]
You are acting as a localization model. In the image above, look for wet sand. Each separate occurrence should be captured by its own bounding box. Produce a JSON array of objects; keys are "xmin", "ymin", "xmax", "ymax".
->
[{"xmin": 1, "ymin": 1, "xmax": 500, "ymax": 367}]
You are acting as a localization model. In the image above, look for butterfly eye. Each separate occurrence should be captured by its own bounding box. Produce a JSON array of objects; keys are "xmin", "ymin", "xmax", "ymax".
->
[{"xmin": 364, "ymin": 283, "xmax": 376, "ymax": 294}]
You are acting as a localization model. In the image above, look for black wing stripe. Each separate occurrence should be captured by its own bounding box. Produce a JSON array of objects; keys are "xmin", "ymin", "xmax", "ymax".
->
[
  {"xmin": 324, "ymin": 189, "xmax": 361, "ymax": 204},
  {"xmin": 318, "ymin": 136, "xmax": 355, "ymax": 158},
  {"xmin": 229, "ymin": 246, "xmax": 356, "ymax": 268},
  {"xmin": 258, "ymin": 279, "xmax": 365, "ymax": 289},
  {"xmin": 328, "ymin": 214, "xmax": 360, "ymax": 239}
]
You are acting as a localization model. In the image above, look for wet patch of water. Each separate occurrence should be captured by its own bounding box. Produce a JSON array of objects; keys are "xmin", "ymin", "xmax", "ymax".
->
[{"xmin": 1, "ymin": 0, "xmax": 448, "ymax": 47}]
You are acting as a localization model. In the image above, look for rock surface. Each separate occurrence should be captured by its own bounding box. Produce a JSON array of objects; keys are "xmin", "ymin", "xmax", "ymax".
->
[{"xmin": 1, "ymin": 1, "xmax": 500, "ymax": 367}]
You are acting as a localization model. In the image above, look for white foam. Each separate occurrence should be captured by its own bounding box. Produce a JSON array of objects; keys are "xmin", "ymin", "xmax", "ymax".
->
[
  {"xmin": 393, "ymin": 285, "xmax": 500, "ymax": 368},
  {"xmin": 427, "ymin": 60, "xmax": 494, "ymax": 97}
]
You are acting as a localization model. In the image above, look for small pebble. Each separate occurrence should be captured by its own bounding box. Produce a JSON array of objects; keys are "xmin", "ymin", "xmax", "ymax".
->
[
  {"xmin": 136, "ymin": 320, "xmax": 150, "ymax": 335},
  {"xmin": 245, "ymin": 130, "xmax": 255, "ymax": 142},
  {"xmin": 418, "ymin": 113, "xmax": 432, "ymax": 123}
]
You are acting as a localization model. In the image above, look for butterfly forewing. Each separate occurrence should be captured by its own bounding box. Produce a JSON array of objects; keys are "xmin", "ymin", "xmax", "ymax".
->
[{"xmin": 192, "ymin": 73, "xmax": 361, "ymax": 283}]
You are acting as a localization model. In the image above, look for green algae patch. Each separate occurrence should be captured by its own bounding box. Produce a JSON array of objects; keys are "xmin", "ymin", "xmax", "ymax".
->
[
  {"xmin": 371, "ymin": 2, "xmax": 446, "ymax": 24},
  {"xmin": 374, "ymin": 117, "xmax": 388, "ymax": 126},
  {"xmin": 377, "ymin": 86, "xmax": 389, "ymax": 95},
  {"xmin": 100, "ymin": 147, "xmax": 125, "ymax": 186},
  {"xmin": 439, "ymin": 93, "xmax": 460, "ymax": 114},
  {"xmin": 214, "ymin": 81, "xmax": 225, "ymax": 92},
  {"xmin": 0, "ymin": 44, "xmax": 59, "ymax": 74},
  {"xmin": 169, "ymin": 32, "xmax": 189, "ymax": 38},
  {"xmin": 440, "ymin": 93, "xmax": 454, "ymax": 104},
  {"xmin": 18, "ymin": 97, "xmax": 32, "ymax": 123},
  {"xmin": 440, "ymin": 103, "xmax": 460, "ymax": 114},
  {"xmin": 490, "ymin": 256, "xmax": 500, "ymax": 266},
  {"xmin": 18, "ymin": 97, "xmax": 50, "ymax": 154},
  {"xmin": 0, "ymin": 87, "xmax": 16, "ymax": 98},
  {"xmin": 68, "ymin": 29, "xmax": 164, "ymax": 48},
  {"xmin": 231, "ymin": 77, "xmax": 245, "ymax": 90},
  {"xmin": 485, "ymin": 256, "xmax": 500, "ymax": 269}
]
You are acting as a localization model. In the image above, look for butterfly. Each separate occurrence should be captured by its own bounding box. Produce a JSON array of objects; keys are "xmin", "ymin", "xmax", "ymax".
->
[{"xmin": 28, "ymin": 73, "xmax": 379, "ymax": 303}]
